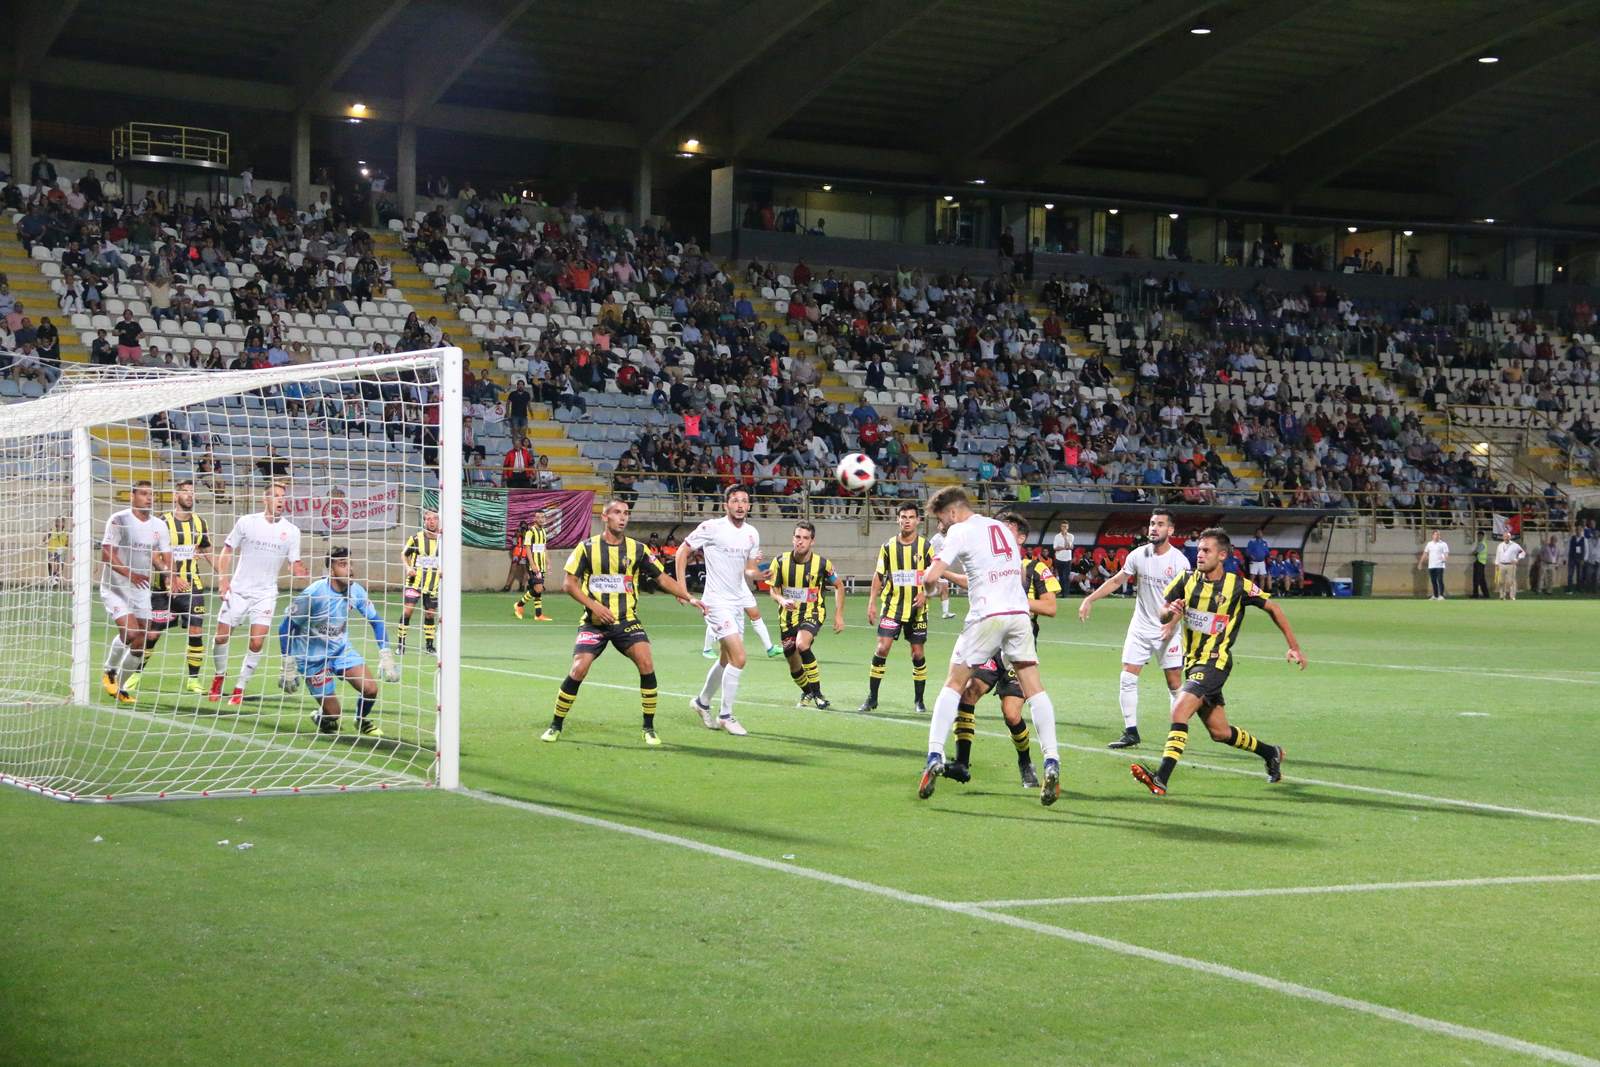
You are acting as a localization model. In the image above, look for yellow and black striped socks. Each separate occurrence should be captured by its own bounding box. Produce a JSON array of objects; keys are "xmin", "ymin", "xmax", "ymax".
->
[
  {"xmin": 423, "ymin": 622, "xmax": 437, "ymax": 647},
  {"xmin": 1006, "ymin": 717, "xmax": 1031, "ymax": 763},
  {"xmin": 954, "ymin": 702, "xmax": 976, "ymax": 764},
  {"xmin": 185, "ymin": 632, "xmax": 205, "ymax": 676},
  {"xmin": 1225, "ymin": 725, "xmax": 1275, "ymax": 763},
  {"xmin": 867, "ymin": 655, "xmax": 886, "ymax": 700},
  {"xmin": 640, "ymin": 671, "xmax": 657, "ymax": 730},
  {"xmin": 790, "ymin": 664, "xmax": 809, "ymax": 691},
  {"xmin": 800, "ymin": 648, "xmax": 821, "ymax": 694},
  {"xmin": 396, "ymin": 623, "xmax": 409, "ymax": 650},
  {"xmin": 550, "ymin": 675, "xmax": 581, "ymax": 731},
  {"xmin": 1155, "ymin": 721, "xmax": 1189, "ymax": 783},
  {"xmin": 912, "ymin": 656, "xmax": 928, "ymax": 703}
]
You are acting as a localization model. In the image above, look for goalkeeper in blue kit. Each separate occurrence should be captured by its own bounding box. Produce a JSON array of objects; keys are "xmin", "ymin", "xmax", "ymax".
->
[{"xmin": 278, "ymin": 546, "xmax": 399, "ymax": 736}]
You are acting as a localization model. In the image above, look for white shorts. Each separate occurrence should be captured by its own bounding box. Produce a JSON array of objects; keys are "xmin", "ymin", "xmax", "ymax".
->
[
  {"xmin": 100, "ymin": 584, "xmax": 151, "ymax": 622},
  {"xmin": 218, "ymin": 590, "xmax": 277, "ymax": 629},
  {"xmin": 951, "ymin": 613, "xmax": 1037, "ymax": 669},
  {"xmin": 1249, "ymin": 561, "xmax": 1268, "ymax": 577},
  {"xmin": 1122, "ymin": 624, "xmax": 1184, "ymax": 670},
  {"xmin": 703, "ymin": 603, "xmax": 747, "ymax": 645}
]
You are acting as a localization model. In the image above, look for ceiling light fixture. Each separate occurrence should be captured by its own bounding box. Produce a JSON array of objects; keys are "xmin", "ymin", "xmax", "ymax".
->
[
  {"xmin": 1347, "ymin": 226, "xmax": 1358, "ymax": 233},
  {"xmin": 675, "ymin": 152, "xmax": 693, "ymax": 158},
  {"xmin": 349, "ymin": 102, "xmax": 367, "ymax": 115},
  {"xmin": 1044, "ymin": 202, "xmax": 1055, "ymax": 210},
  {"xmin": 682, "ymin": 138, "xmax": 700, "ymax": 150},
  {"xmin": 1169, "ymin": 212, "xmax": 1179, "ymax": 220},
  {"xmin": 1402, "ymin": 229, "xmax": 1414, "ymax": 237},
  {"xmin": 1189, "ymin": 21, "xmax": 1212, "ymax": 34},
  {"xmin": 359, "ymin": 167, "xmax": 370, "ymax": 178},
  {"xmin": 1483, "ymin": 217, "xmax": 1495, "ymax": 224},
  {"xmin": 943, "ymin": 195, "xmax": 954, "ymax": 202},
  {"xmin": 1108, "ymin": 207, "xmax": 1119, "ymax": 215},
  {"xmin": 821, "ymin": 183, "xmax": 832, "ymax": 191},
  {"xmin": 1477, "ymin": 55, "xmax": 1499, "ymax": 64},
  {"xmin": 970, "ymin": 178, "xmax": 986, "ymax": 185}
]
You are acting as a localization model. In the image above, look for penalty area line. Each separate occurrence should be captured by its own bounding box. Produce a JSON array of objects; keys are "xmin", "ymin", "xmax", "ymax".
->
[
  {"xmin": 453, "ymin": 785, "xmax": 1600, "ymax": 1067},
  {"xmin": 964, "ymin": 872, "xmax": 1600, "ymax": 909}
]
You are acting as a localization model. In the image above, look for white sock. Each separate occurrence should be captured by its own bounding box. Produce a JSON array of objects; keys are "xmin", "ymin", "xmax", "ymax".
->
[
  {"xmin": 118, "ymin": 650, "xmax": 145, "ymax": 685},
  {"xmin": 1028, "ymin": 691, "xmax": 1059, "ymax": 762},
  {"xmin": 748, "ymin": 615, "xmax": 773, "ymax": 650},
  {"xmin": 698, "ymin": 661, "xmax": 725, "ymax": 706},
  {"xmin": 719, "ymin": 665, "xmax": 742, "ymax": 719},
  {"xmin": 105, "ymin": 635, "xmax": 127, "ymax": 673},
  {"xmin": 928, "ymin": 685, "xmax": 961, "ymax": 758},
  {"xmin": 1168, "ymin": 687, "xmax": 1181, "ymax": 711},
  {"xmin": 940, "ymin": 591, "xmax": 949, "ymax": 611},
  {"xmin": 237, "ymin": 649, "xmax": 262, "ymax": 688},
  {"xmin": 212, "ymin": 638, "xmax": 230, "ymax": 678},
  {"xmin": 1118, "ymin": 670, "xmax": 1140, "ymax": 729},
  {"xmin": 702, "ymin": 626, "xmax": 713, "ymax": 654}
]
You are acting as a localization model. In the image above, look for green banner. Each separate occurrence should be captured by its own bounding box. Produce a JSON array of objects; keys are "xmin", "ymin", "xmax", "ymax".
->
[{"xmin": 423, "ymin": 488, "xmax": 508, "ymax": 549}]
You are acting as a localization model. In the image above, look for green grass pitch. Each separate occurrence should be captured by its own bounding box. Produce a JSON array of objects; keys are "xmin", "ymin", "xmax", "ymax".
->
[{"xmin": 3, "ymin": 593, "xmax": 1597, "ymax": 1065}]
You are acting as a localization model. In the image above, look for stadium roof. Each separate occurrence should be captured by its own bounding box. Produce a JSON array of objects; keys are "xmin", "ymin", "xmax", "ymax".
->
[{"xmin": 14, "ymin": 0, "xmax": 1600, "ymax": 223}]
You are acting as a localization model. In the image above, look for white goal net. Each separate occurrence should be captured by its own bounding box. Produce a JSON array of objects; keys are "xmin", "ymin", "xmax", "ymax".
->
[{"xmin": 0, "ymin": 350, "xmax": 462, "ymax": 801}]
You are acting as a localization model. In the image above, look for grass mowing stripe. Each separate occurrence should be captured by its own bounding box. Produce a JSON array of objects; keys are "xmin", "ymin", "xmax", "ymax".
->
[
  {"xmin": 463, "ymin": 662, "xmax": 1600, "ymax": 828},
  {"xmin": 967, "ymin": 872, "xmax": 1600, "ymax": 908},
  {"xmin": 454, "ymin": 785, "xmax": 1600, "ymax": 1067}
]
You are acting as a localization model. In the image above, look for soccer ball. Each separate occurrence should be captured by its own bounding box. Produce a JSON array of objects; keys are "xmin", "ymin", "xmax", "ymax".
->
[{"xmin": 836, "ymin": 453, "xmax": 877, "ymax": 492}]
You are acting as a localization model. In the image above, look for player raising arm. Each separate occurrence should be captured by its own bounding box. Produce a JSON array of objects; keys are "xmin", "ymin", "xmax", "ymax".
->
[
  {"xmin": 278, "ymin": 547, "xmax": 399, "ymax": 737},
  {"xmin": 1131, "ymin": 527, "xmax": 1305, "ymax": 797},
  {"xmin": 918, "ymin": 487, "xmax": 1062, "ymax": 807},
  {"xmin": 211, "ymin": 483, "xmax": 310, "ymax": 706},
  {"xmin": 544, "ymin": 499, "xmax": 704, "ymax": 746}
]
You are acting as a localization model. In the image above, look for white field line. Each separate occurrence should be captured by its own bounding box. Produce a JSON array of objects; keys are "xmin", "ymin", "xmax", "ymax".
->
[
  {"xmin": 462, "ymin": 662, "xmax": 1600, "ymax": 828},
  {"xmin": 454, "ymin": 786, "xmax": 1600, "ymax": 1067},
  {"xmin": 964, "ymin": 872, "xmax": 1600, "ymax": 909},
  {"xmin": 461, "ymin": 618, "xmax": 1600, "ymax": 684}
]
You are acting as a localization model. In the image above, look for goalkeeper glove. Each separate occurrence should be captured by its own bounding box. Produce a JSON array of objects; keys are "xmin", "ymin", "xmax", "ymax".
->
[
  {"xmin": 379, "ymin": 648, "xmax": 400, "ymax": 683},
  {"xmin": 277, "ymin": 661, "xmax": 301, "ymax": 694}
]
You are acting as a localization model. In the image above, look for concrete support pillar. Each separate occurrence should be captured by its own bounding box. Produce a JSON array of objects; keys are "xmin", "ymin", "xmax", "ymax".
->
[
  {"xmin": 397, "ymin": 122, "xmax": 417, "ymax": 220},
  {"xmin": 10, "ymin": 81, "xmax": 33, "ymax": 186},
  {"xmin": 633, "ymin": 149, "xmax": 653, "ymax": 226},
  {"xmin": 290, "ymin": 110, "xmax": 311, "ymax": 210}
]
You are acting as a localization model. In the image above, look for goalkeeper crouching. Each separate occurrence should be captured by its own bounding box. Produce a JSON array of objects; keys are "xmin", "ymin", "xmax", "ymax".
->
[{"xmin": 278, "ymin": 546, "xmax": 400, "ymax": 737}]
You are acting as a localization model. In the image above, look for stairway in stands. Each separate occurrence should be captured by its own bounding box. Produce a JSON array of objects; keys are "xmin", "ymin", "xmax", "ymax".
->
[
  {"xmin": 0, "ymin": 234, "xmax": 90, "ymax": 365},
  {"xmin": 374, "ymin": 232, "xmax": 606, "ymax": 493}
]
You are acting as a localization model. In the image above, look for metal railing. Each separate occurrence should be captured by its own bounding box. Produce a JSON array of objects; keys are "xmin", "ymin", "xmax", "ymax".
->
[{"xmin": 112, "ymin": 122, "xmax": 230, "ymax": 168}]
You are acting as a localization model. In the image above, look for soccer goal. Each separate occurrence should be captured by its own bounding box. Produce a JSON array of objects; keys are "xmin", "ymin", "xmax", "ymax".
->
[{"xmin": 0, "ymin": 349, "xmax": 462, "ymax": 801}]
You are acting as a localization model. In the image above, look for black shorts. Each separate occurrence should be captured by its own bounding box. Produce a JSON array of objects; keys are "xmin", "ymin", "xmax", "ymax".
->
[
  {"xmin": 150, "ymin": 590, "xmax": 208, "ymax": 631},
  {"xmin": 573, "ymin": 619, "xmax": 649, "ymax": 658},
  {"xmin": 876, "ymin": 611, "xmax": 928, "ymax": 644},
  {"xmin": 971, "ymin": 657, "xmax": 1023, "ymax": 700},
  {"xmin": 1180, "ymin": 663, "xmax": 1230, "ymax": 711},
  {"xmin": 528, "ymin": 564, "xmax": 546, "ymax": 585},
  {"xmin": 780, "ymin": 619, "xmax": 821, "ymax": 653},
  {"xmin": 404, "ymin": 587, "xmax": 439, "ymax": 611}
]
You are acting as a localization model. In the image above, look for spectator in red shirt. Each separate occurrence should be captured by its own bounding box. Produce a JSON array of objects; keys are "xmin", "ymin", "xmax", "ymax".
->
[
  {"xmin": 714, "ymin": 452, "xmax": 735, "ymax": 487},
  {"xmin": 503, "ymin": 438, "xmax": 535, "ymax": 488}
]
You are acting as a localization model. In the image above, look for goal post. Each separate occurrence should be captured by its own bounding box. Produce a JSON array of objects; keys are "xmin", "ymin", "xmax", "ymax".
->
[{"xmin": 0, "ymin": 348, "xmax": 462, "ymax": 801}]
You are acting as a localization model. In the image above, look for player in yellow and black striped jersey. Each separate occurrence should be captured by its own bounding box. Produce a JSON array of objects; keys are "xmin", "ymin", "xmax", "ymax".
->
[
  {"xmin": 1131, "ymin": 527, "xmax": 1307, "ymax": 797},
  {"xmin": 543, "ymin": 499, "xmax": 704, "ymax": 747},
  {"xmin": 861, "ymin": 502, "xmax": 933, "ymax": 713},
  {"xmin": 144, "ymin": 480, "xmax": 215, "ymax": 692},
  {"xmin": 397, "ymin": 510, "xmax": 442, "ymax": 655},
  {"xmin": 949, "ymin": 512, "xmax": 1059, "ymax": 788},
  {"xmin": 44, "ymin": 518, "xmax": 68, "ymax": 587},
  {"xmin": 514, "ymin": 515, "xmax": 552, "ymax": 620},
  {"xmin": 767, "ymin": 521, "xmax": 846, "ymax": 709}
]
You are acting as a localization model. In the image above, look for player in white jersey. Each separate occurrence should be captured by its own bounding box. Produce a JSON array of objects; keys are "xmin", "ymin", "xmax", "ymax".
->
[
  {"xmin": 918, "ymin": 487, "xmax": 1062, "ymax": 806},
  {"xmin": 98, "ymin": 480, "xmax": 172, "ymax": 703},
  {"xmin": 1077, "ymin": 508, "xmax": 1192, "ymax": 750},
  {"xmin": 677, "ymin": 485, "xmax": 763, "ymax": 735},
  {"xmin": 210, "ymin": 483, "xmax": 309, "ymax": 706},
  {"xmin": 929, "ymin": 530, "xmax": 957, "ymax": 618}
]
